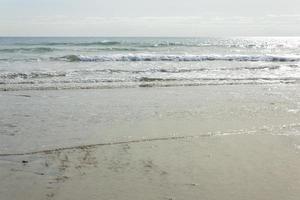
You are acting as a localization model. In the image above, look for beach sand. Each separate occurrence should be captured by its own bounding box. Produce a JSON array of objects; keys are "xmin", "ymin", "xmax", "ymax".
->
[{"xmin": 1, "ymin": 84, "xmax": 300, "ymax": 200}]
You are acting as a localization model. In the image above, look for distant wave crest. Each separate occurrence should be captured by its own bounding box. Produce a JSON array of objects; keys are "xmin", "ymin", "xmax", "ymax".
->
[
  {"xmin": 13, "ymin": 41, "xmax": 300, "ymax": 49},
  {"xmin": 16, "ymin": 41, "xmax": 122, "ymax": 46},
  {"xmin": 0, "ymin": 47, "xmax": 55, "ymax": 53}
]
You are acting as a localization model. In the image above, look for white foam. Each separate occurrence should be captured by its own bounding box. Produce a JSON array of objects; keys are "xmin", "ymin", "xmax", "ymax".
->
[{"xmin": 61, "ymin": 54, "xmax": 300, "ymax": 62}]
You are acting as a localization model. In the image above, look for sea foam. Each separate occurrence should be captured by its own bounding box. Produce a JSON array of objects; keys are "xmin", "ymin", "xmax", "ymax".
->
[{"xmin": 59, "ymin": 54, "xmax": 300, "ymax": 62}]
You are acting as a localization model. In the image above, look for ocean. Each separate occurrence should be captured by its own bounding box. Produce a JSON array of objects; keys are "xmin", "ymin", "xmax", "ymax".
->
[{"xmin": 1, "ymin": 37, "xmax": 300, "ymax": 91}]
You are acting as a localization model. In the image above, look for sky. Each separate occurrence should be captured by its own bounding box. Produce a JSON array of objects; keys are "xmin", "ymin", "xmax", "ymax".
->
[{"xmin": 1, "ymin": 0, "xmax": 300, "ymax": 36}]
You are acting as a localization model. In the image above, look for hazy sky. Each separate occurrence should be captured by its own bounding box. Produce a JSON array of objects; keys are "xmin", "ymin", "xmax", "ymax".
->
[{"xmin": 1, "ymin": 0, "xmax": 300, "ymax": 36}]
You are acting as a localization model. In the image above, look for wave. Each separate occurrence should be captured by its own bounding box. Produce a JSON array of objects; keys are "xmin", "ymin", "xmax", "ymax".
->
[
  {"xmin": 16, "ymin": 41, "xmax": 122, "ymax": 46},
  {"xmin": 57, "ymin": 54, "xmax": 300, "ymax": 62},
  {"xmin": 71, "ymin": 65, "xmax": 284, "ymax": 74},
  {"xmin": 13, "ymin": 41, "xmax": 300, "ymax": 49},
  {"xmin": 1, "ymin": 68, "xmax": 299, "ymax": 83},
  {"xmin": 0, "ymin": 47, "xmax": 56, "ymax": 53},
  {"xmin": 137, "ymin": 77, "xmax": 300, "ymax": 82},
  {"xmin": 14, "ymin": 41, "xmax": 193, "ymax": 48},
  {"xmin": 0, "ymin": 58, "xmax": 44, "ymax": 62},
  {"xmin": 1, "ymin": 64, "xmax": 296, "ymax": 81},
  {"xmin": 0, "ymin": 47, "xmax": 140, "ymax": 55},
  {"xmin": 1, "ymin": 77, "xmax": 298, "ymax": 91},
  {"xmin": 92, "ymin": 47, "xmax": 140, "ymax": 51},
  {"xmin": 0, "ymin": 72, "xmax": 67, "ymax": 79},
  {"xmin": 141, "ymin": 42, "xmax": 261, "ymax": 48}
]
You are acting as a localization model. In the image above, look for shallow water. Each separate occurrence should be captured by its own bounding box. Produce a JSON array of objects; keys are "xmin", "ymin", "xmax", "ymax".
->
[{"xmin": 1, "ymin": 84, "xmax": 300, "ymax": 154}]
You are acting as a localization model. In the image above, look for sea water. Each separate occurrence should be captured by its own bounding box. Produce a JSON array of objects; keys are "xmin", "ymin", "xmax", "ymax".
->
[{"xmin": 1, "ymin": 37, "xmax": 300, "ymax": 90}]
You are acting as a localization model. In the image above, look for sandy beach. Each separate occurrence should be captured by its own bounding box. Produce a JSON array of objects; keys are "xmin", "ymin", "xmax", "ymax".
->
[
  {"xmin": 1, "ymin": 84, "xmax": 300, "ymax": 200},
  {"xmin": 1, "ymin": 0, "xmax": 300, "ymax": 197}
]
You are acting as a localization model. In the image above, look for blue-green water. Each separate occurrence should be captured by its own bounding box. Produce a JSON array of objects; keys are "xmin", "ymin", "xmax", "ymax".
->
[{"xmin": 1, "ymin": 37, "xmax": 300, "ymax": 90}]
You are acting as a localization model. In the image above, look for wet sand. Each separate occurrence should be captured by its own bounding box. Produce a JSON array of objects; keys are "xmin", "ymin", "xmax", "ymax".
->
[{"xmin": 1, "ymin": 85, "xmax": 300, "ymax": 199}]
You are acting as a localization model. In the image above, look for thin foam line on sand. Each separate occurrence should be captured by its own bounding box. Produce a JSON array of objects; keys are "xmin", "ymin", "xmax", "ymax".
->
[{"xmin": 0, "ymin": 134, "xmax": 213, "ymax": 157}]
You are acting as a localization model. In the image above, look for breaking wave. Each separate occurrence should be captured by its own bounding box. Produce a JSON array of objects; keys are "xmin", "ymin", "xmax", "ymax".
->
[
  {"xmin": 1, "ymin": 64, "xmax": 297, "ymax": 82},
  {"xmin": 58, "ymin": 54, "xmax": 300, "ymax": 62}
]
